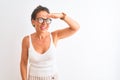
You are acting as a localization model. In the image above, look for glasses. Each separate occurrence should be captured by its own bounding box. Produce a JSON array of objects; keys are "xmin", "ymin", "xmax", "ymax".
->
[{"xmin": 36, "ymin": 18, "xmax": 52, "ymax": 24}]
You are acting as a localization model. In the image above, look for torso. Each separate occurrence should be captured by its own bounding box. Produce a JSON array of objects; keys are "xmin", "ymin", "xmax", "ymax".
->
[
  {"xmin": 28, "ymin": 32, "xmax": 57, "ymax": 54},
  {"xmin": 28, "ymin": 32, "xmax": 58, "ymax": 76},
  {"xmin": 31, "ymin": 33, "xmax": 51, "ymax": 54}
]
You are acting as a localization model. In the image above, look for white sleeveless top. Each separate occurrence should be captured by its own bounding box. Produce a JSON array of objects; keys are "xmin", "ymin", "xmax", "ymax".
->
[{"xmin": 28, "ymin": 34, "xmax": 58, "ymax": 77}]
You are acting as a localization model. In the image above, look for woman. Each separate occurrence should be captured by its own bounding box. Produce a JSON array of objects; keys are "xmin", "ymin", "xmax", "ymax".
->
[{"xmin": 20, "ymin": 5, "xmax": 80, "ymax": 80}]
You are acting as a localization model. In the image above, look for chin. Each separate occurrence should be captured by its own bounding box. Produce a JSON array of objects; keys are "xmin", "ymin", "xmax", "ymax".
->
[{"xmin": 41, "ymin": 29, "xmax": 48, "ymax": 32}]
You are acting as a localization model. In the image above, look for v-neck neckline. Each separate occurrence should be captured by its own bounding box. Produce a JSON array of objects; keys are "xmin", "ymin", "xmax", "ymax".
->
[
  {"xmin": 32, "ymin": 43, "xmax": 51, "ymax": 56},
  {"xmin": 30, "ymin": 33, "xmax": 52, "ymax": 56}
]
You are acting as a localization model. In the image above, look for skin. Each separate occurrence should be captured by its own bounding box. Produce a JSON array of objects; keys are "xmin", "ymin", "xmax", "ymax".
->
[{"xmin": 20, "ymin": 11, "xmax": 80, "ymax": 80}]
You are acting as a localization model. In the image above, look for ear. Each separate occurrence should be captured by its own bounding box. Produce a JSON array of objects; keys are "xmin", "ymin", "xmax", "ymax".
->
[{"xmin": 31, "ymin": 20, "xmax": 36, "ymax": 27}]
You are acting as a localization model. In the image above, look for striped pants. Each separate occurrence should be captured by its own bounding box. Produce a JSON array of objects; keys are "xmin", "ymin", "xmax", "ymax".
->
[{"xmin": 28, "ymin": 74, "xmax": 58, "ymax": 80}]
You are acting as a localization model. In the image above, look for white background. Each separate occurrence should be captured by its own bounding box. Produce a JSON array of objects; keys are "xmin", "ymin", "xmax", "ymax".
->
[{"xmin": 0, "ymin": 0, "xmax": 120, "ymax": 80}]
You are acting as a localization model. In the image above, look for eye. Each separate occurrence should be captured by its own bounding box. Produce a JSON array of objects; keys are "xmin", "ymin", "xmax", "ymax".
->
[
  {"xmin": 46, "ymin": 18, "xmax": 52, "ymax": 24},
  {"xmin": 39, "ymin": 18, "xmax": 44, "ymax": 23}
]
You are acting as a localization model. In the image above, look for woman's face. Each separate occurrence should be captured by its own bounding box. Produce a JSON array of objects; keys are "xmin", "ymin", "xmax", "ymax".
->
[{"xmin": 32, "ymin": 11, "xmax": 51, "ymax": 32}]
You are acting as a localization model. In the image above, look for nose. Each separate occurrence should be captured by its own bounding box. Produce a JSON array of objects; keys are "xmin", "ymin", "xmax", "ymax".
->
[{"xmin": 42, "ymin": 20, "xmax": 47, "ymax": 24}]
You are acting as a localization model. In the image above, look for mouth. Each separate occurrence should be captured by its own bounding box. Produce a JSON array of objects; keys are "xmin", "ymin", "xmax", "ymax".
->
[{"xmin": 40, "ymin": 26, "xmax": 47, "ymax": 30}]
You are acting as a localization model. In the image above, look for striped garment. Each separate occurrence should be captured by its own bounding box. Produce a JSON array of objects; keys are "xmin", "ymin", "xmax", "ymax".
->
[{"xmin": 28, "ymin": 74, "xmax": 58, "ymax": 80}]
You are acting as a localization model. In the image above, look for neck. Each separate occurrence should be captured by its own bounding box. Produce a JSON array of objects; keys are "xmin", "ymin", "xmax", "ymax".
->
[{"xmin": 35, "ymin": 31, "xmax": 49, "ymax": 40}]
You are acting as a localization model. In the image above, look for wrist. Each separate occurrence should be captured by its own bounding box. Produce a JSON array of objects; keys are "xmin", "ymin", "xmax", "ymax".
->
[{"xmin": 60, "ymin": 12, "xmax": 66, "ymax": 20}]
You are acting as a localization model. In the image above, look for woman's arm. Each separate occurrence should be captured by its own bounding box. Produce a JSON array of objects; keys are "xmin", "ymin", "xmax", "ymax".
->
[
  {"xmin": 20, "ymin": 36, "xmax": 29, "ymax": 80},
  {"xmin": 49, "ymin": 12, "xmax": 80, "ymax": 41}
]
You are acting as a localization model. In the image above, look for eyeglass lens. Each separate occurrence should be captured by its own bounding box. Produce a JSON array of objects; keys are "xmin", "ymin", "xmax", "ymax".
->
[{"xmin": 37, "ymin": 18, "xmax": 52, "ymax": 24}]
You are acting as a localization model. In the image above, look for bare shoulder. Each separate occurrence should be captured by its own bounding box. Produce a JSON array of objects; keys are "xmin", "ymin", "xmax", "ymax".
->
[
  {"xmin": 22, "ymin": 35, "xmax": 29, "ymax": 48},
  {"xmin": 51, "ymin": 31, "xmax": 57, "ymax": 38}
]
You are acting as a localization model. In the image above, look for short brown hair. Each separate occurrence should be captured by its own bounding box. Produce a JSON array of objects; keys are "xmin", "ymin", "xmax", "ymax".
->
[{"xmin": 31, "ymin": 5, "xmax": 50, "ymax": 20}]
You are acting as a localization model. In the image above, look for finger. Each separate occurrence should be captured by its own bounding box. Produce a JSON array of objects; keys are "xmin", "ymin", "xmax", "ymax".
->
[
  {"xmin": 48, "ymin": 14, "xmax": 57, "ymax": 19},
  {"xmin": 47, "ymin": 14, "xmax": 51, "ymax": 18}
]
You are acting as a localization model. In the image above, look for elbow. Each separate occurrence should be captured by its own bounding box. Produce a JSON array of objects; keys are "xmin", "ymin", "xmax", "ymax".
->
[
  {"xmin": 69, "ymin": 25, "xmax": 80, "ymax": 32},
  {"xmin": 74, "ymin": 23, "xmax": 80, "ymax": 31},
  {"xmin": 68, "ymin": 22, "xmax": 80, "ymax": 32}
]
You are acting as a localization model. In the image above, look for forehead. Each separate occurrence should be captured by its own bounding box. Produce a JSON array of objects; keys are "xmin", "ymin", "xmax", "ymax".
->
[{"xmin": 36, "ymin": 11, "xmax": 48, "ymax": 18}]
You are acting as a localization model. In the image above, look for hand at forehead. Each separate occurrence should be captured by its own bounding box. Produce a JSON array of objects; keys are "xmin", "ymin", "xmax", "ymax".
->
[{"xmin": 47, "ymin": 13, "xmax": 63, "ymax": 19}]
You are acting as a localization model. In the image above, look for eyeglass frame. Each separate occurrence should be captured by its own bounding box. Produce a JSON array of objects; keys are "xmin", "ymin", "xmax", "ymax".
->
[{"xmin": 35, "ymin": 17, "xmax": 52, "ymax": 24}]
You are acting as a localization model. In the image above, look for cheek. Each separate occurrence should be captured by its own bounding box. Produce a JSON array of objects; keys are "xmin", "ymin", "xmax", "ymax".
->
[
  {"xmin": 46, "ymin": 25, "xmax": 50, "ymax": 29},
  {"xmin": 35, "ymin": 23, "xmax": 41, "ymax": 27}
]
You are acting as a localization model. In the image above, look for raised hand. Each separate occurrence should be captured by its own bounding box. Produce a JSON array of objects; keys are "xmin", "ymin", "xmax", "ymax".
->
[{"xmin": 47, "ymin": 13, "xmax": 63, "ymax": 19}]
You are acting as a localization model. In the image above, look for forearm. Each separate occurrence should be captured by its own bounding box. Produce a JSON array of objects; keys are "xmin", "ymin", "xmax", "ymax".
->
[
  {"xmin": 20, "ymin": 62, "xmax": 27, "ymax": 80},
  {"xmin": 61, "ymin": 13, "xmax": 80, "ymax": 31}
]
